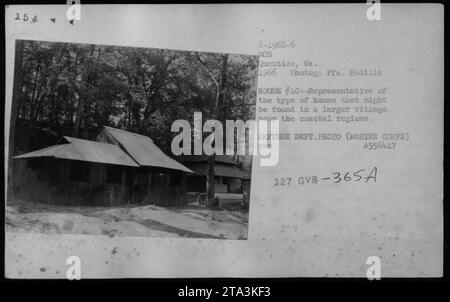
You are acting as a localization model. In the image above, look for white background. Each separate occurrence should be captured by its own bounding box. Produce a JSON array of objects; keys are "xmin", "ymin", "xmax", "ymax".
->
[{"xmin": 5, "ymin": 4, "xmax": 443, "ymax": 278}]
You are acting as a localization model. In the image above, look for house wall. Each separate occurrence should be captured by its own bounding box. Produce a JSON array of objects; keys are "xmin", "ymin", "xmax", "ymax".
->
[
  {"xmin": 227, "ymin": 178, "xmax": 242, "ymax": 194},
  {"xmin": 141, "ymin": 167, "xmax": 187, "ymax": 206},
  {"xmin": 186, "ymin": 174, "xmax": 242, "ymax": 194},
  {"xmin": 186, "ymin": 175, "xmax": 207, "ymax": 193},
  {"xmin": 215, "ymin": 184, "xmax": 228, "ymax": 193},
  {"xmin": 34, "ymin": 158, "xmax": 131, "ymax": 206}
]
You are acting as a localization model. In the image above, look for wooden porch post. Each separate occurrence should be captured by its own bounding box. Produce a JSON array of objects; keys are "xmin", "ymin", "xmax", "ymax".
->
[
  {"xmin": 180, "ymin": 173, "xmax": 187, "ymax": 205},
  {"xmin": 206, "ymin": 155, "xmax": 215, "ymax": 205},
  {"xmin": 147, "ymin": 167, "xmax": 153, "ymax": 204},
  {"xmin": 131, "ymin": 167, "xmax": 136, "ymax": 204},
  {"xmin": 164, "ymin": 171, "xmax": 171, "ymax": 206}
]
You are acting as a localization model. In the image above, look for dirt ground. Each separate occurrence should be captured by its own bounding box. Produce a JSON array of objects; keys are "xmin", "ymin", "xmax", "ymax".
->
[{"xmin": 6, "ymin": 199, "xmax": 249, "ymax": 240}]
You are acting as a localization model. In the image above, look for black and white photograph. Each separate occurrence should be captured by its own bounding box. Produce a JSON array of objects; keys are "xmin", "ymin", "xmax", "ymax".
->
[
  {"xmin": 3, "ymin": 3, "xmax": 445, "ymax": 285},
  {"xmin": 6, "ymin": 40, "xmax": 258, "ymax": 240}
]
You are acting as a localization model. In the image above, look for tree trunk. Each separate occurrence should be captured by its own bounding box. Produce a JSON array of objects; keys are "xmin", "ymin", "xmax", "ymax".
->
[
  {"xmin": 20, "ymin": 60, "xmax": 41, "ymax": 150},
  {"xmin": 8, "ymin": 40, "xmax": 24, "ymax": 199},
  {"xmin": 206, "ymin": 54, "xmax": 228, "ymax": 205},
  {"xmin": 206, "ymin": 154, "xmax": 216, "ymax": 205},
  {"xmin": 73, "ymin": 45, "xmax": 95, "ymax": 137},
  {"xmin": 217, "ymin": 54, "xmax": 228, "ymax": 120},
  {"xmin": 28, "ymin": 62, "xmax": 41, "ymax": 120}
]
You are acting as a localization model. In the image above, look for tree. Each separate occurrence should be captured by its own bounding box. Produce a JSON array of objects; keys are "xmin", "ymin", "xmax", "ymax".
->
[{"xmin": 8, "ymin": 40, "xmax": 24, "ymax": 197}]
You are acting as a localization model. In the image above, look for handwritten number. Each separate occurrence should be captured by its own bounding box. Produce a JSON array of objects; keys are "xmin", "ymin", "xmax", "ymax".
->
[
  {"xmin": 353, "ymin": 169, "xmax": 365, "ymax": 181},
  {"xmin": 332, "ymin": 172, "xmax": 341, "ymax": 183},
  {"xmin": 343, "ymin": 172, "xmax": 351, "ymax": 181}
]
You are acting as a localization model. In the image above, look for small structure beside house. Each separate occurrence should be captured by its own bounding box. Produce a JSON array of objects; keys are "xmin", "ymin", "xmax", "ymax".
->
[
  {"xmin": 179, "ymin": 155, "xmax": 249, "ymax": 195},
  {"xmin": 13, "ymin": 126, "xmax": 193, "ymax": 206}
]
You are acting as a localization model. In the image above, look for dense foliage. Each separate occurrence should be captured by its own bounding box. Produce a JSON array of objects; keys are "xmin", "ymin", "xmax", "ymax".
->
[{"xmin": 12, "ymin": 40, "xmax": 258, "ymax": 154}]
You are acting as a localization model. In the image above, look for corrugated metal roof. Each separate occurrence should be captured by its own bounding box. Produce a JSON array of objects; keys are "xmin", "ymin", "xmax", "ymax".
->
[
  {"xmin": 14, "ymin": 136, "xmax": 139, "ymax": 167},
  {"xmin": 187, "ymin": 162, "xmax": 248, "ymax": 179},
  {"xmin": 102, "ymin": 126, "xmax": 193, "ymax": 173},
  {"xmin": 177, "ymin": 155, "xmax": 239, "ymax": 165}
]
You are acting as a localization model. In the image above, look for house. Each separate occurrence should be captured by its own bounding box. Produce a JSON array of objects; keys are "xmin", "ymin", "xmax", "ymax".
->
[
  {"xmin": 14, "ymin": 136, "xmax": 138, "ymax": 206},
  {"xmin": 178, "ymin": 155, "xmax": 249, "ymax": 195},
  {"xmin": 13, "ymin": 126, "xmax": 193, "ymax": 206},
  {"xmin": 97, "ymin": 126, "xmax": 193, "ymax": 206}
]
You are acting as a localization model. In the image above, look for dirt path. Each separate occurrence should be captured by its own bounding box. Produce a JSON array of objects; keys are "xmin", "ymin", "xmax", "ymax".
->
[{"xmin": 6, "ymin": 200, "xmax": 248, "ymax": 240}]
